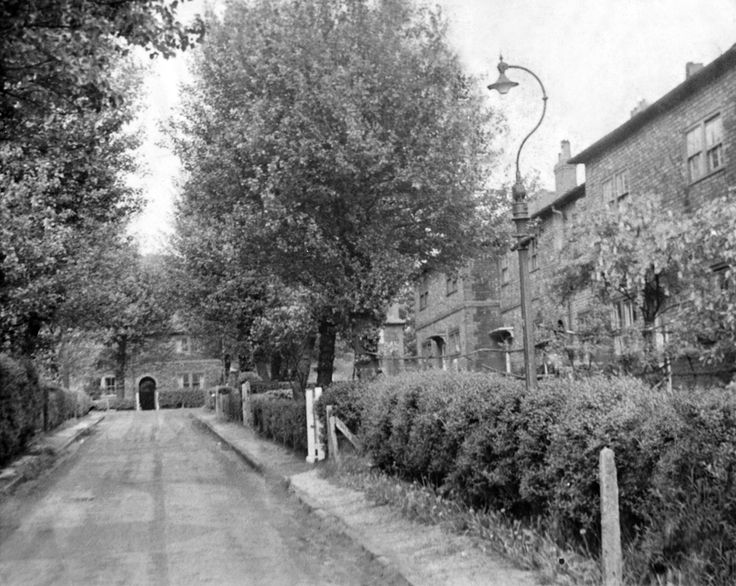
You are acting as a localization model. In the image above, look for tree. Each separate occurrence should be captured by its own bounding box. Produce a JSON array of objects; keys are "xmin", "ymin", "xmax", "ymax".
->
[
  {"xmin": 172, "ymin": 0, "xmax": 504, "ymax": 388},
  {"xmin": 0, "ymin": 1, "xmax": 202, "ymax": 357},
  {"xmin": 59, "ymin": 239, "xmax": 175, "ymax": 397},
  {"xmin": 550, "ymin": 193, "xmax": 736, "ymax": 381},
  {"xmin": 1, "ymin": 0, "xmax": 203, "ymax": 139}
]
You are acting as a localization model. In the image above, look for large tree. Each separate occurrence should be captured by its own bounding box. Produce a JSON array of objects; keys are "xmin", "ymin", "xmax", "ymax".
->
[
  {"xmin": 0, "ymin": 0, "xmax": 203, "ymax": 357},
  {"xmin": 173, "ymin": 0, "xmax": 504, "ymax": 387},
  {"xmin": 60, "ymin": 239, "xmax": 175, "ymax": 397}
]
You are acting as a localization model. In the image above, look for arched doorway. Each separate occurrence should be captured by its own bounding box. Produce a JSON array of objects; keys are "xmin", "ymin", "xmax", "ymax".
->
[
  {"xmin": 428, "ymin": 336, "xmax": 446, "ymax": 370},
  {"xmin": 138, "ymin": 377, "xmax": 157, "ymax": 411}
]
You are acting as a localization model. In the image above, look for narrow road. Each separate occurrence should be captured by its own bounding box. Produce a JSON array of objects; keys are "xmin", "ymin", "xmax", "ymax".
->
[{"xmin": 0, "ymin": 411, "xmax": 398, "ymax": 585}]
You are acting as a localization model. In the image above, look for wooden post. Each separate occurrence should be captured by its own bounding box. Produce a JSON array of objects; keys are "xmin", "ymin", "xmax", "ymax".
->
[
  {"xmin": 305, "ymin": 387, "xmax": 326, "ymax": 463},
  {"xmin": 313, "ymin": 386, "xmax": 325, "ymax": 461},
  {"xmin": 241, "ymin": 381, "xmax": 252, "ymax": 427},
  {"xmin": 326, "ymin": 405, "xmax": 340, "ymax": 463},
  {"xmin": 600, "ymin": 447, "xmax": 623, "ymax": 586}
]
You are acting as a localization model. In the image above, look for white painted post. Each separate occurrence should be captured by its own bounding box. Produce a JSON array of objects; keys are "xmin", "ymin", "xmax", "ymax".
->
[
  {"xmin": 305, "ymin": 388, "xmax": 316, "ymax": 463},
  {"xmin": 313, "ymin": 386, "xmax": 325, "ymax": 461},
  {"xmin": 326, "ymin": 405, "xmax": 340, "ymax": 463},
  {"xmin": 241, "ymin": 381, "xmax": 252, "ymax": 427},
  {"xmin": 600, "ymin": 447, "xmax": 623, "ymax": 586},
  {"xmin": 155, "ymin": 390, "xmax": 160, "ymax": 411},
  {"xmin": 305, "ymin": 386, "xmax": 326, "ymax": 463},
  {"xmin": 135, "ymin": 391, "xmax": 141, "ymax": 411}
]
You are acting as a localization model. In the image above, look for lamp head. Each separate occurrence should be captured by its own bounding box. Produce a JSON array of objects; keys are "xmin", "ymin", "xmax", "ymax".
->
[{"xmin": 487, "ymin": 56, "xmax": 518, "ymax": 95}]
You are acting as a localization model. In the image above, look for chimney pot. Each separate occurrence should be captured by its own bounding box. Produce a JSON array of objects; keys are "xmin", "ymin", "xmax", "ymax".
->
[
  {"xmin": 554, "ymin": 140, "xmax": 576, "ymax": 196},
  {"xmin": 686, "ymin": 62, "xmax": 704, "ymax": 79}
]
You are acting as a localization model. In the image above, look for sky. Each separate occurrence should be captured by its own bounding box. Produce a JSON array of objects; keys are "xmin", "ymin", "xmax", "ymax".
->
[{"xmin": 128, "ymin": 0, "xmax": 736, "ymax": 251}]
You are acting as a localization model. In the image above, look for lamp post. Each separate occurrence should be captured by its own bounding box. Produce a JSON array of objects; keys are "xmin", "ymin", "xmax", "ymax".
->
[{"xmin": 488, "ymin": 56, "xmax": 548, "ymax": 391}]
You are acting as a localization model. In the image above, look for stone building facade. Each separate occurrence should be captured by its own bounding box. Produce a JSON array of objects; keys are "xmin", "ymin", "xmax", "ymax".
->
[
  {"xmin": 97, "ymin": 333, "xmax": 222, "ymax": 410},
  {"xmin": 414, "ymin": 255, "xmax": 505, "ymax": 373},
  {"xmin": 412, "ymin": 44, "xmax": 736, "ymax": 380}
]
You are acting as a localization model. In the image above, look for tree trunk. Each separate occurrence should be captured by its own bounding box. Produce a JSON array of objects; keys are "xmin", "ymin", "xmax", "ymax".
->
[
  {"xmin": 291, "ymin": 334, "xmax": 316, "ymax": 402},
  {"xmin": 317, "ymin": 316, "xmax": 337, "ymax": 388},
  {"xmin": 21, "ymin": 311, "xmax": 43, "ymax": 355},
  {"xmin": 115, "ymin": 336, "xmax": 127, "ymax": 399}
]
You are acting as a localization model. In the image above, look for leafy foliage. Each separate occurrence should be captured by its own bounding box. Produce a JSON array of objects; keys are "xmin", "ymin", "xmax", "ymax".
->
[
  {"xmin": 342, "ymin": 370, "xmax": 736, "ymax": 583},
  {"xmin": 1, "ymin": 0, "xmax": 202, "ymax": 358},
  {"xmin": 157, "ymin": 389, "xmax": 205, "ymax": 409},
  {"xmin": 548, "ymin": 194, "xmax": 736, "ymax": 376},
  {"xmin": 0, "ymin": 354, "xmax": 42, "ymax": 464},
  {"xmin": 250, "ymin": 391, "xmax": 307, "ymax": 454},
  {"xmin": 171, "ymin": 0, "xmax": 504, "ymax": 387}
]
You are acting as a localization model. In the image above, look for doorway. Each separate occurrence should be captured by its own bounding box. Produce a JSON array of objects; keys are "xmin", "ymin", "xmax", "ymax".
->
[{"xmin": 138, "ymin": 377, "xmax": 157, "ymax": 410}]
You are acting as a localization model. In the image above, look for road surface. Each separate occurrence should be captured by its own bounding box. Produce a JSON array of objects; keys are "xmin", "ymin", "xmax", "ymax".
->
[{"xmin": 0, "ymin": 410, "xmax": 400, "ymax": 585}]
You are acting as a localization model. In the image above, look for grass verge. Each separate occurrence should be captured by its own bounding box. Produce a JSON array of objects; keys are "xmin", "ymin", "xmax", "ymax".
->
[{"xmin": 320, "ymin": 454, "xmax": 601, "ymax": 585}]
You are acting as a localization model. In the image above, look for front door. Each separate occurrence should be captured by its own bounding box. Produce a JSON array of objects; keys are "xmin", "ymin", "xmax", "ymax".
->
[{"xmin": 139, "ymin": 378, "xmax": 156, "ymax": 410}]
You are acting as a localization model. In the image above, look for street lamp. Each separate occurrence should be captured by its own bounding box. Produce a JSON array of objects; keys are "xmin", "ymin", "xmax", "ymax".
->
[{"xmin": 488, "ymin": 55, "xmax": 548, "ymax": 390}]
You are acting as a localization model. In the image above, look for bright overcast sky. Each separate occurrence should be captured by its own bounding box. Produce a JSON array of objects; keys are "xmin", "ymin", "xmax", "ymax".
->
[{"xmin": 128, "ymin": 0, "xmax": 736, "ymax": 251}]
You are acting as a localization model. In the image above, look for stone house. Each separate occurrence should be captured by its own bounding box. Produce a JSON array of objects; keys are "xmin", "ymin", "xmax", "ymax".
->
[
  {"xmin": 412, "ymin": 44, "xmax": 736, "ymax": 380},
  {"xmin": 97, "ymin": 332, "xmax": 222, "ymax": 410},
  {"xmin": 564, "ymin": 45, "xmax": 736, "ymax": 381},
  {"xmin": 414, "ymin": 255, "xmax": 505, "ymax": 374}
]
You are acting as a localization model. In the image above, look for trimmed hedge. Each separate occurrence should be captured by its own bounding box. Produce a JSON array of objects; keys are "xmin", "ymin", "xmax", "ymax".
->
[
  {"xmin": 250, "ymin": 380, "xmax": 292, "ymax": 394},
  {"xmin": 0, "ymin": 355, "xmax": 42, "ymax": 465},
  {"xmin": 352, "ymin": 370, "xmax": 736, "ymax": 583},
  {"xmin": 44, "ymin": 384, "xmax": 92, "ymax": 429},
  {"xmin": 250, "ymin": 391, "xmax": 307, "ymax": 454},
  {"xmin": 158, "ymin": 389, "xmax": 206, "ymax": 409}
]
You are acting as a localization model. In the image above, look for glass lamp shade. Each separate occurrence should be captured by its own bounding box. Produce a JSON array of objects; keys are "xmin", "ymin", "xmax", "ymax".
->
[{"xmin": 487, "ymin": 71, "xmax": 518, "ymax": 94}]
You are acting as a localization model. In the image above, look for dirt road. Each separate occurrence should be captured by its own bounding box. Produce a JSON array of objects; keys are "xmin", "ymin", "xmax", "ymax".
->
[{"xmin": 0, "ymin": 410, "xmax": 401, "ymax": 585}]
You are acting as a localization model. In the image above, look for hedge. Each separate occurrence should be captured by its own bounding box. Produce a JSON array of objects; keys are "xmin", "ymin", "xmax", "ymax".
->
[
  {"xmin": 250, "ymin": 391, "xmax": 307, "ymax": 454},
  {"xmin": 250, "ymin": 380, "xmax": 293, "ymax": 394},
  {"xmin": 158, "ymin": 389, "xmax": 206, "ymax": 409},
  {"xmin": 0, "ymin": 355, "xmax": 42, "ymax": 465},
  {"xmin": 44, "ymin": 384, "xmax": 92, "ymax": 429},
  {"xmin": 328, "ymin": 370, "xmax": 736, "ymax": 583}
]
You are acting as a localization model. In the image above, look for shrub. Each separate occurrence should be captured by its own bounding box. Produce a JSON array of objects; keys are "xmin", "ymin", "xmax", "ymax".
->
[
  {"xmin": 357, "ymin": 370, "xmax": 736, "ymax": 583},
  {"xmin": 108, "ymin": 397, "xmax": 135, "ymax": 410},
  {"xmin": 0, "ymin": 355, "xmax": 42, "ymax": 465},
  {"xmin": 250, "ymin": 391, "xmax": 307, "ymax": 454},
  {"xmin": 316, "ymin": 380, "xmax": 367, "ymax": 432},
  {"xmin": 158, "ymin": 389, "xmax": 206, "ymax": 409},
  {"xmin": 250, "ymin": 380, "xmax": 292, "ymax": 394},
  {"xmin": 45, "ymin": 384, "xmax": 92, "ymax": 429}
]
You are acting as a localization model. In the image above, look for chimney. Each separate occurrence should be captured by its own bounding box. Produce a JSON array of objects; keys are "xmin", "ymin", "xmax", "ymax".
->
[
  {"xmin": 630, "ymin": 99, "xmax": 649, "ymax": 118},
  {"xmin": 554, "ymin": 140, "xmax": 576, "ymax": 196},
  {"xmin": 686, "ymin": 62, "xmax": 704, "ymax": 79}
]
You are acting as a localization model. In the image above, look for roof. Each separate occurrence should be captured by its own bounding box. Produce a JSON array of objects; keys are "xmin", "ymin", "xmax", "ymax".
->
[
  {"xmin": 531, "ymin": 183, "xmax": 586, "ymax": 218},
  {"xmin": 569, "ymin": 43, "xmax": 736, "ymax": 164}
]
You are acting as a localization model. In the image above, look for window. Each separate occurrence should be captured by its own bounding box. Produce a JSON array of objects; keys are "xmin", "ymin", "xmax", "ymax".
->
[
  {"xmin": 180, "ymin": 372, "xmax": 204, "ymax": 390},
  {"xmin": 603, "ymin": 170, "xmax": 629, "ymax": 206},
  {"xmin": 448, "ymin": 330, "xmax": 461, "ymax": 371},
  {"xmin": 176, "ymin": 336, "xmax": 192, "ymax": 354},
  {"xmin": 687, "ymin": 114, "xmax": 723, "ymax": 181},
  {"xmin": 102, "ymin": 376, "xmax": 116, "ymax": 394},
  {"xmin": 713, "ymin": 262, "xmax": 731, "ymax": 291},
  {"xmin": 419, "ymin": 290, "xmax": 428, "ymax": 310},
  {"xmin": 446, "ymin": 275, "xmax": 458, "ymax": 296},
  {"xmin": 614, "ymin": 299, "xmax": 637, "ymax": 330},
  {"xmin": 501, "ymin": 254, "xmax": 510, "ymax": 285},
  {"xmin": 448, "ymin": 330, "xmax": 461, "ymax": 355}
]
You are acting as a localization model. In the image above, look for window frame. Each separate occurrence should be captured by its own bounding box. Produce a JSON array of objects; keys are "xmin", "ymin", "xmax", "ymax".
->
[
  {"xmin": 603, "ymin": 170, "xmax": 629, "ymax": 206},
  {"xmin": 501, "ymin": 254, "xmax": 510, "ymax": 285},
  {"xmin": 686, "ymin": 112, "xmax": 723, "ymax": 183},
  {"xmin": 445, "ymin": 274, "xmax": 459, "ymax": 296}
]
